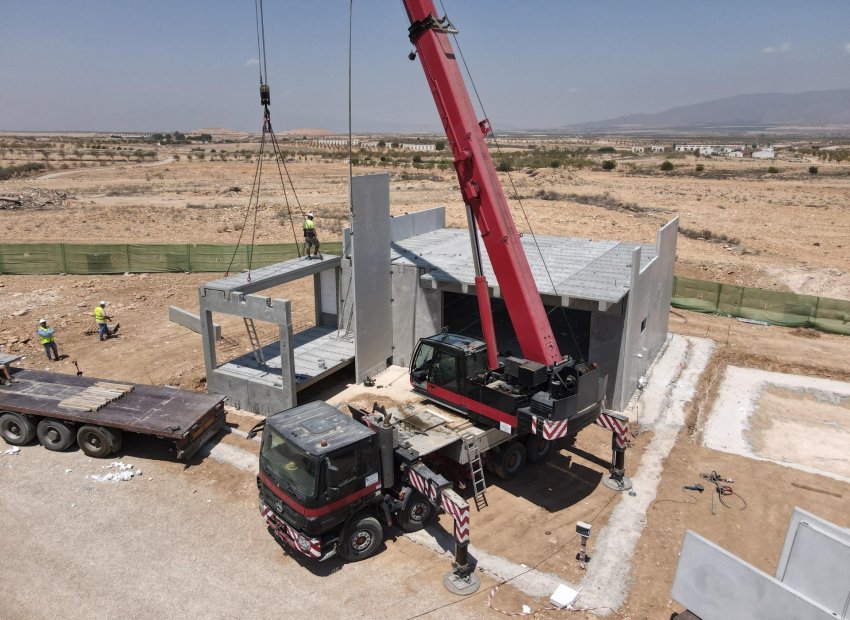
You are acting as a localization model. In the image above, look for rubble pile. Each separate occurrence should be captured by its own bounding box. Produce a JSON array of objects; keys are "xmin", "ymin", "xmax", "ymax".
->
[{"xmin": 0, "ymin": 188, "xmax": 72, "ymax": 210}]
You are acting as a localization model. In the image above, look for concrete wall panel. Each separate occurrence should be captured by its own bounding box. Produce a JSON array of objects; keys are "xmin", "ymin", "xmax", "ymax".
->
[
  {"xmin": 351, "ymin": 174, "xmax": 393, "ymax": 381},
  {"xmin": 672, "ymin": 531, "xmax": 835, "ymax": 620},
  {"xmin": 776, "ymin": 507, "xmax": 850, "ymax": 614},
  {"xmin": 391, "ymin": 264, "xmax": 443, "ymax": 367}
]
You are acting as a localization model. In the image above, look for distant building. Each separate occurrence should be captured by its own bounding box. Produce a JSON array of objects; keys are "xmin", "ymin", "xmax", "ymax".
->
[
  {"xmin": 651, "ymin": 145, "xmax": 667, "ymax": 153},
  {"xmin": 401, "ymin": 143, "xmax": 437, "ymax": 151},
  {"xmin": 727, "ymin": 150, "xmax": 744, "ymax": 158},
  {"xmin": 315, "ymin": 139, "xmax": 357, "ymax": 148},
  {"xmin": 631, "ymin": 146, "xmax": 645, "ymax": 154},
  {"xmin": 752, "ymin": 149, "xmax": 775, "ymax": 159}
]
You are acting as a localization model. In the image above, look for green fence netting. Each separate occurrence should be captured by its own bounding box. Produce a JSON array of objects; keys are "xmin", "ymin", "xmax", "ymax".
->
[
  {"xmin": 672, "ymin": 276, "xmax": 850, "ymax": 336},
  {"xmin": 0, "ymin": 242, "xmax": 343, "ymax": 275}
]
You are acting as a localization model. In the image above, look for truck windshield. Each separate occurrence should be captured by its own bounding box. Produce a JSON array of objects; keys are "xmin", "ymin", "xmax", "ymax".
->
[
  {"xmin": 412, "ymin": 343, "xmax": 436, "ymax": 374},
  {"xmin": 261, "ymin": 428, "xmax": 318, "ymax": 497}
]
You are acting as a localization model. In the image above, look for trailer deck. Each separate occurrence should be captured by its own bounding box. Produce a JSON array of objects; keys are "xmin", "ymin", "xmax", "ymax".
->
[{"xmin": 0, "ymin": 368, "xmax": 225, "ymax": 460}]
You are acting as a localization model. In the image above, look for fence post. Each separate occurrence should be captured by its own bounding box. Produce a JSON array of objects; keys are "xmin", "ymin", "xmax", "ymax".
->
[{"xmin": 126, "ymin": 244, "xmax": 132, "ymax": 273}]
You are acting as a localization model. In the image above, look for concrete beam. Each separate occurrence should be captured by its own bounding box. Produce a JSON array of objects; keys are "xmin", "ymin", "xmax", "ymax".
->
[
  {"xmin": 198, "ymin": 290, "xmax": 291, "ymax": 324},
  {"xmin": 168, "ymin": 306, "xmax": 221, "ymax": 340},
  {"xmin": 202, "ymin": 255, "xmax": 341, "ymax": 295}
]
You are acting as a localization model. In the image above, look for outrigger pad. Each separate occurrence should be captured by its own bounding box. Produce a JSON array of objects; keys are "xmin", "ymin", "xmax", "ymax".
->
[{"xmin": 444, "ymin": 571, "xmax": 480, "ymax": 596}]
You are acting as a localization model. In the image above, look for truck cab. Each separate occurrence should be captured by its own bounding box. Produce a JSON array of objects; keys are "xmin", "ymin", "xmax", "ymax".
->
[{"xmin": 257, "ymin": 401, "xmax": 382, "ymax": 560}]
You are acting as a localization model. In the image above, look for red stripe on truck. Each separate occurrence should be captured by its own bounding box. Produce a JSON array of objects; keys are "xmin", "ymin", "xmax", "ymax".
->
[
  {"xmin": 426, "ymin": 382, "xmax": 516, "ymax": 428},
  {"xmin": 259, "ymin": 471, "xmax": 380, "ymax": 518}
]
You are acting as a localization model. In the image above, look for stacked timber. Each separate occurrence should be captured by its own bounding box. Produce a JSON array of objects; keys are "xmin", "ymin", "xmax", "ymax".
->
[{"xmin": 58, "ymin": 382, "xmax": 134, "ymax": 412}]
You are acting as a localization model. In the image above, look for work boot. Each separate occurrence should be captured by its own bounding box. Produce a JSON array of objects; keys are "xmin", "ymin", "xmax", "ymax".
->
[
  {"xmin": 2, "ymin": 380, "xmax": 10, "ymax": 387},
  {"xmin": 10, "ymin": 378, "xmax": 19, "ymax": 383}
]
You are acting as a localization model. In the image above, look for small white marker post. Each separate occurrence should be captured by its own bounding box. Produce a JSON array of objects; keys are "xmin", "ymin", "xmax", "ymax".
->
[{"xmin": 576, "ymin": 521, "xmax": 592, "ymax": 570}]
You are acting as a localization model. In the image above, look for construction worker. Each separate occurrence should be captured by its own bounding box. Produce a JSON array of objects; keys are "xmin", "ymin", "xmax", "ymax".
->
[
  {"xmin": 303, "ymin": 212, "xmax": 322, "ymax": 259},
  {"xmin": 37, "ymin": 319, "xmax": 60, "ymax": 361},
  {"xmin": 1, "ymin": 362, "xmax": 18, "ymax": 386},
  {"xmin": 94, "ymin": 301, "xmax": 120, "ymax": 341}
]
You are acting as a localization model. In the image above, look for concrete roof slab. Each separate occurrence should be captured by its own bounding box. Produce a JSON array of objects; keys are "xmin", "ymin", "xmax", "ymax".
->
[{"xmin": 392, "ymin": 228, "xmax": 656, "ymax": 304}]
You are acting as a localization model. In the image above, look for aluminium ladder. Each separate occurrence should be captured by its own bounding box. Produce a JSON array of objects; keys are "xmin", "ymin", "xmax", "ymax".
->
[
  {"xmin": 462, "ymin": 432, "xmax": 488, "ymax": 511},
  {"xmin": 243, "ymin": 318, "xmax": 266, "ymax": 366}
]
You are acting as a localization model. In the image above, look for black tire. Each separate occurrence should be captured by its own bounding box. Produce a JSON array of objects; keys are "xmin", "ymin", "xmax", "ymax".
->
[
  {"xmin": 397, "ymin": 492, "xmax": 435, "ymax": 533},
  {"xmin": 36, "ymin": 419, "xmax": 75, "ymax": 451},
  {"xmin": 0, "ymin": 412, "xmax": 36, "ymax": 446},
  {"xmin": 338, "ymin": 515, "xmax": 383, "ymax": 562},
  {"xmin": 490, "ymin": 441, "xmax": 526, "ymax": 480},
  {"xmin": 77, "ymin": 425, "xmax": 121, "ymax": 458},
  {"xmin": 525, "ymin": 434, "xmax": 555, "ymax": 464}
]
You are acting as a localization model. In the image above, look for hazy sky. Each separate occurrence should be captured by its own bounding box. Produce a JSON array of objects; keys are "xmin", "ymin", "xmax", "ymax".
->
[{"xmin": 2, "ymin": 1, "xmax": 849, "ymax": 133}]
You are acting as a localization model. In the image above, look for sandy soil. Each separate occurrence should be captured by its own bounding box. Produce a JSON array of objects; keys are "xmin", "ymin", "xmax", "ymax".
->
[
  {"xmin": 748, "ymin": 387, "xmax": 850, "ymax": 479},
  {"xmin": 3, "ymin": 136, "xmax": 850, "ymax": 618},
  {"xmin": 3, "ymin": 140, "xmax": 849, "ymax": 298}
]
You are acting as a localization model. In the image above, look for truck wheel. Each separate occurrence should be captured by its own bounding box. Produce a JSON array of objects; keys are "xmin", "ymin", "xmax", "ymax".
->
[
  {"xmin": 397, "ymin": 492, "xmax": 435, "ymax": 533},
  {"xmin": 491, "ymin": 442, "xmax": 526, "ymax": 480},
  {"xmin": 525, "ymin": 434, "xmax": 555, "ymax": 464},
  {"xmin": 338, "ymin": 515, "xmax": 383, "ymax": 562},
  {"xmin": 77, "ymin": 425, "xmax": 121, "ymax": 458},
  {"xmin": 36, "ymin": 419, "xmax": 75, "ymax": 451},
  {"xmin": 0, "ymin": 412, "xmax": 36, "ymax": 446}
]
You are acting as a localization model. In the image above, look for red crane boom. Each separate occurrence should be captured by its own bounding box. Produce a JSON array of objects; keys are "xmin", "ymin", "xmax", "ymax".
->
[{"xmin": 403, "ymin": 0, "xmax": 562, "ymax": 367}]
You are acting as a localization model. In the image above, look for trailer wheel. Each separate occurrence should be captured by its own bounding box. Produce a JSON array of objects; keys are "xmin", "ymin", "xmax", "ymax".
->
[
  {"xmin": 397, "ymin": 492, "xmax": 435, "ymax": 533},
  {"xmin": 491, "ymin": 441, "xmax": 526, "ymax": 480},
  {"xmin": 338, "ymin": 515, "xmax": 383, "ymax": 562},
  {"xmin": 77, "ymin": 425, "xmax": 121, "ymax": 458},
  {"xmin": 524, "ymin": 434, "xmax": 555, "ymax": 464},
  {"xmin": 0, "ymin": 412, "xmax": 36, "ymax": 446},
  {"xmin": 36, "ymin": 419, "xmax": 75, "ymax": 452}
]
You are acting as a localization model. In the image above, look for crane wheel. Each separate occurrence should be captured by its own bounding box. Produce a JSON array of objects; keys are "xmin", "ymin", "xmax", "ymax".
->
[
  {"xmin": 397, "ymin": 492, "xmax": 435, "ymax": 532},
  {"xmin": 0, "ymin": 411, "xmax": 36, "ymax": 446},
  {"xmin": 490, "ymin": 441, "xmax": 526, "ymax": 480},
  {"xmin": 525, "ymin": 435, "xmax": 555, "ymax": 463},
  {"xmin": 36, "ymin": 419, "xmax": 75, "ymax": 451},
  {"xmin": 338, "ymin": 514, "xmax": 383, "ymax": 562}
]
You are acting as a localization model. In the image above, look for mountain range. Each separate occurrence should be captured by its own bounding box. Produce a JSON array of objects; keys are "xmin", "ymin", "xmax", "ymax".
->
[{"xmin": 557, "ymin": 88, "xmax": 850, "ymax": 134}]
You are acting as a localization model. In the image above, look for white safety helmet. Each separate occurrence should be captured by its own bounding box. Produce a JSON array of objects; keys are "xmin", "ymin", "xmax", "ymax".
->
[
  {"xmin": 100, "ymin": 301, "xmax": 107, "ymax": 306},
  {"xmin": 307, "ymin": 212, "xmax": 314, "ymax": 218},
  {"xmin": 38, "ymin": 318, "xmax": 47, "ymax": 325}
]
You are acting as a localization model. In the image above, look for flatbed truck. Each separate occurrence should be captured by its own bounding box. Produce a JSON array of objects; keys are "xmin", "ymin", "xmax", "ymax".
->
[{"xmin": 0, "ymin": 366, "xmax": 225, "ymax": 460}]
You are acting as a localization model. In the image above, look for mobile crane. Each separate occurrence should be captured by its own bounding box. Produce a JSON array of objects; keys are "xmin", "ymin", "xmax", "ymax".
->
[
  {"xmin": 406, "ymin": 0, "xmax": 608, "ymax": 467},
  {"xmin": 251, "ymin": 0, "xmax": 630, "ymax": 592}
]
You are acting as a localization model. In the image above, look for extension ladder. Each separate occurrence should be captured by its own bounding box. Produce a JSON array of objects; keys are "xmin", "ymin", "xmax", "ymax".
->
[
  {"xmin": 462, "ymin": 432, "xmax": 488, "ymax": 511},
  {"xmin": 243, "ymin": 318, "xmax": 266, "ymax": 366}
]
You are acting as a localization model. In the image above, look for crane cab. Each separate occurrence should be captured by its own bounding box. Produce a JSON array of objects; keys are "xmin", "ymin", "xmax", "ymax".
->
[{"xmin": 410, "ymin": 332, "xmax": 606, "ymax": 437}]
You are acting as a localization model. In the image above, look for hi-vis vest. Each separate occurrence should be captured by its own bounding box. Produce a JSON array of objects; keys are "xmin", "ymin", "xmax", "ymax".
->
[
  {"xmin": 38, "ymin": 326, "xmax": 54, "ymax": 344},
  {"xmin": 94, "ymin": 306, "xmax": 106, "ymax": 324},
  {"xmin": 303, "ymin": 219, "xmax": 315, "ymax": 237}
]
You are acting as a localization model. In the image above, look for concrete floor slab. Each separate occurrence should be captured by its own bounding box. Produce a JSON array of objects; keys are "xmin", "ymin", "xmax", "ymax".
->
[{"xmin": 704, "ymin": 367, "xmax": 850, "ymax": 483}]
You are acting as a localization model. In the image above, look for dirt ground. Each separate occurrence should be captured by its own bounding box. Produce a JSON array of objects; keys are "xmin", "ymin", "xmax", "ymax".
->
[{"xmin": 2, "ymin": 136, "xmax": 850, "ymax": 618}]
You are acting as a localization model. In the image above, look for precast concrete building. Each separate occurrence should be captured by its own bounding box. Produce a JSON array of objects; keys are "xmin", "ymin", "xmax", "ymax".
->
[{"xmin": 199, "ymin": 173, "xmax": 677, "ymax": 415}]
